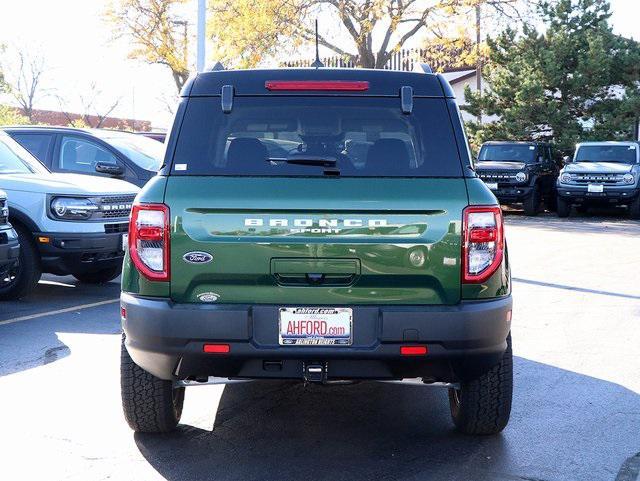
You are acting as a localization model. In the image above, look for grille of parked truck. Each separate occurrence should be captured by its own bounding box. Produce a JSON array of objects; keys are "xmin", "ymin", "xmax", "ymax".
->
[
  {"xmin": 119, "ymin": 68, "xmax": 513, "ymax": 435},
  {"xmin": 557, "ymin": 141, "xmax": 640, "ymax": 218},
  {"xmin": 0, "ymin": 131, "xmax": 139, "ymax": 299}
]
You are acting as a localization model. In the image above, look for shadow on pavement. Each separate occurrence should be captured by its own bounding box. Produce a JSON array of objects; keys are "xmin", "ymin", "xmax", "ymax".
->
[
  {"xmin": 0, "ymin": 274, "xmax": 121, "ymax": 322},
  {"xmin": 0, "ymin": 275, "xmax": 121, "ymax": 376},
  {"xmin": 134, "ymin": 358, "xmax": 640, "ymax": 481}
]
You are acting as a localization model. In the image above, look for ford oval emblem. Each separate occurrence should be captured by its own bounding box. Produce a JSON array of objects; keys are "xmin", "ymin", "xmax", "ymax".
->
[
  {"xmin": 183, "ymin": 251, "xmax": 213, "ymax": 264},
  {"xmin": 197, "ymin": 292, "xmax": 219, "ymax": 302}
]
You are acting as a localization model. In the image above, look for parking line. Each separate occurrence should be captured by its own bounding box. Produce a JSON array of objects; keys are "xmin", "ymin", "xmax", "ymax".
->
[{"xmin": 0, "ymin": 299, "xmax": 120, "ymax": 326}]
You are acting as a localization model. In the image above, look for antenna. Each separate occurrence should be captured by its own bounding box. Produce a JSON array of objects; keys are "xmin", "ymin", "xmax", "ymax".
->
[{"xmin": 311, "ymin": 19, "xmax": 324, "ymax": 68}]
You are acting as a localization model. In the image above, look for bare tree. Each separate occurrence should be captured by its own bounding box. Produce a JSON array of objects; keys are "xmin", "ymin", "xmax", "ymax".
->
[
  {"xmin": 2, "ymin": 49, "xmax": 47, "ymax": 122},
  {"xmin": 56, "ymin": 83, "xmax": 122, "ymax": 128}
]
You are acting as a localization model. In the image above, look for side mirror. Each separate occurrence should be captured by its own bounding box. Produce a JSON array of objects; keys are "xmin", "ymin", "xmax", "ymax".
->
[
  {"xmin": 562, "ymin": 155, "xmax": 571, "ymax": 165},
  {"xmin": 537, "ymin": 155, "xmax": 544, "ymax": 163},
  {"xmin": 95, "ymin": 161, "xmax": 124, "ymax": 176}
]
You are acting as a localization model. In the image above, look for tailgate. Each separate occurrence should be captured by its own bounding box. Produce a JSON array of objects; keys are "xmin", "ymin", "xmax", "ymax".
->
[{"xmin": 166, "ymin": 177, "xmax": 466, "ymax": 305}]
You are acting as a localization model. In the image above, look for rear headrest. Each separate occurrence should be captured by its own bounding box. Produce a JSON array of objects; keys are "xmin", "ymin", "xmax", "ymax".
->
[
  {"xmin": 226, "ymin": 137, "xmax": 268, "ymax": 170},
  {"xmin": 366, "ymin": 138, "xmax": 411, "ymax": 172}
]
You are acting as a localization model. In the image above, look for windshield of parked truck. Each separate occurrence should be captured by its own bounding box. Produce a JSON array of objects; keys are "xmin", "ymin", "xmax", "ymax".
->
[
  {"xmin": 574, "ymin": 145, "xmax": 638, "ymax": 164},
  {"xmin": 0, "ymin": 134, "xmax": 50, "ymax": 175},
  {"xmin": 478, "ymin": 144, "xmax": 537, "ymax": 163}
]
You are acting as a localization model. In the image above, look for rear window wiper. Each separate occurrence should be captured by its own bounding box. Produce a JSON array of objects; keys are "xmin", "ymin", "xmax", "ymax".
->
[{"xmin": 285, "ymin": 154, "xmax": 337, "ymax": 167}]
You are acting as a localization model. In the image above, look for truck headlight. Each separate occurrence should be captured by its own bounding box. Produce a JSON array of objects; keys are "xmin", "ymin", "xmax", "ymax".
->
[
  {"xmin": 560, "ymin": 173, "xmax": 573, "ymax": 184},
  {"xmin": 50, "ymin": 197, "xmax": 99, "ymax": 220},
  {"xmin": 623, "ymin": 173, "xmax": 635, "ymax": 184},
  {"xmin": 515, "ymin": 171, "xmax": 527, "ymax": 183}
]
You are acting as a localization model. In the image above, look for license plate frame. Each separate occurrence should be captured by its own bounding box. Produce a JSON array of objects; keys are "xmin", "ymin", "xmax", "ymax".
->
[
  {"xmin": 279, "ymin": 307, "xmax": 353, "ymax": 346},
  {"xmin": 587, "ymin": 183, "xmax": 604, "ymax": 193},
  {"xmin": 486, "ymin": 182, "xmax": 498, "ymax": 190}
]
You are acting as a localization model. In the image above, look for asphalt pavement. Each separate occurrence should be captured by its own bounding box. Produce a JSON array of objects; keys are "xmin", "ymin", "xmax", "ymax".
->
[{"xmin": 0, "ymin": 211, "xmax": 638, "ymax": 481}]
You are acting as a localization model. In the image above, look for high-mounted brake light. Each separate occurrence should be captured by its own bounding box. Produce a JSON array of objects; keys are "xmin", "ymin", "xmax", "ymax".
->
[
  {"xmin": 462, "ymin": 206, "xmax": 504, "ymax": 283},
  {"xmin": 129, "ymin": 204, "xmax": 170, "ymax": 281},
  {"xmin": 265, "ymin": 80, "xmax": 369, "ymax": 91}
]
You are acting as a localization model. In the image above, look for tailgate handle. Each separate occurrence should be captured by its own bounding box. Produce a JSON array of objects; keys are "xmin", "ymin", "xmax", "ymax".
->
[{"xmin": 271, "ymin": 258, "xmax": 360, "ymax": 286}]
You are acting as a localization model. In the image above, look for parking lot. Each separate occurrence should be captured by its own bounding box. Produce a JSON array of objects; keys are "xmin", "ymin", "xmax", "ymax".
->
[{"xmin": 0, "ymin": 212, "xmax": 638, "ymax": 481}]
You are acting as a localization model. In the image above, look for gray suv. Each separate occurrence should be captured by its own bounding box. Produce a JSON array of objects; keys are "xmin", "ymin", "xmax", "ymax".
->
[
  {"xmin": 0, "ymin": 131, "xmax": 138, "ymax": 299},
  {"xmin": 557, "ymin": 141, "xmax": 640, "ymax": 218}
]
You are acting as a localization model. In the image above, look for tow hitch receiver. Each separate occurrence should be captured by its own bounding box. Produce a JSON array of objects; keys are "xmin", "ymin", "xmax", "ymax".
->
[{"xmin": 303, "ymin": 361, "xmax": 327, "ymax": 383}]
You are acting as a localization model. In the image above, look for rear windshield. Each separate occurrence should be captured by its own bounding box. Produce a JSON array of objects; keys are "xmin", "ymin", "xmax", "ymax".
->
[
  {"xmin": 478, "ymin": 144, "xmax": 537, "ymax": 163},
  {"xmin": 170, "ymin": 97, "xmax": 462, "ymax": 177},
  {"xmin": 575, "ymin": 145, "xmax": 638, "ymax": 164}
]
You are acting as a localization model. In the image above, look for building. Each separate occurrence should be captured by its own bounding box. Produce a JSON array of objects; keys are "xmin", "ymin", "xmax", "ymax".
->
[{"xmin": 2, "ymin": 106, "xmax": 151, "ymax": 131}]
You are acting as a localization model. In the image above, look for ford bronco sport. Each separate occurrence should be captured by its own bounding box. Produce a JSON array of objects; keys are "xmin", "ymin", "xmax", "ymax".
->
[
  {"xmin": 0, "ymin": 131, "xmax": 138, "ymax": 299},
  {"xmin": 476, "ymin": 141, "xmax": 559, "ymax": 215},
  {"xmin": 120, "ymin": 68, "xmax": 513, "ymax": 435},
  {"xmin": 557, "ymin": 141, "xmax": 640, "ymax": 218}
]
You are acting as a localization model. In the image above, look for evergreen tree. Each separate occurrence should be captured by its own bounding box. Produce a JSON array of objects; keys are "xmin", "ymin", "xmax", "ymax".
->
[{"xmin": 464, "ymin": 0, "xmax": 640, "ymax": 153}]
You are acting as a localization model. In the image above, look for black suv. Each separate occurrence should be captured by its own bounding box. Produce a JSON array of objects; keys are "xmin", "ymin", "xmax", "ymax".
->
[
  {"xmin": 3, "ymin": 127, "xmax": 164, "ymax": 187},
  {"xmin": 476, "ymin": 141, "xmax": 560, "ymax": 215}
]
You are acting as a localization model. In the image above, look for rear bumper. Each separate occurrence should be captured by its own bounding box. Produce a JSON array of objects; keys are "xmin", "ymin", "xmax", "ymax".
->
[
  {"xmin": 121, "ymin": 294, "xmax": 512, "ymax": 382},
  {"xmin": 557, "ymin": 185, "xmax": 639, "ymax": 204},
  {"xmin": 36, "ymin": 231, "xmax": 126, "ymax": 275}
]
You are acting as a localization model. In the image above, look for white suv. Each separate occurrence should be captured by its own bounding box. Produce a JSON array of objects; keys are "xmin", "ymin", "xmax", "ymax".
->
[{"xmin": 0, "ymin": 131, "xmax": 139, "ymax": 299}]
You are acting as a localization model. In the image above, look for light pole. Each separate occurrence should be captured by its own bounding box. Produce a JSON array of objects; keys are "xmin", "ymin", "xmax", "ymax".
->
[{"xmin": 197, "ymin": 0, "xmax": 206, "ymax": 72}]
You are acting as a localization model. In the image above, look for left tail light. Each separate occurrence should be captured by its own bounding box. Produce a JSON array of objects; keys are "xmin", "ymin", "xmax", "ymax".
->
[
  {"xmin": 462, "ymin": 206, "xmax": 504, "ymax": 283},
  {"xmin": 129, "ymin": 204, "xmax": 170, "ymax": 281}
]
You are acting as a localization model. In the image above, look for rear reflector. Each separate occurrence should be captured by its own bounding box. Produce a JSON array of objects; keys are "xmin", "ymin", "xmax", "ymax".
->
[
  {"xmin": 203, "ymin": 344, "xmax": 230, "ymax": 354},
  {"xmin": 400, "ymin": 346, "xmax": 428, "ymax": 356},
  {"xmin": 120, "ymin": 307, "xmax": 126, "ymax": 319},
  {"xmin": 265, "ymin": 80, "xmax": 369, "ymax": 91}
]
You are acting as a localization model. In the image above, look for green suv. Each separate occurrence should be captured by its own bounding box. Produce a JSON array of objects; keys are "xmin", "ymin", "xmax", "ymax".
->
[{"xmin": 120, "ymin": 68, "xmax": 513, "ymax": 435}]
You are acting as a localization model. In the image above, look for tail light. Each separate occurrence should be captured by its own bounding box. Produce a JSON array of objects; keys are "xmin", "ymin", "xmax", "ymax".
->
[
  {"xmin": 129, "ymin": 204, "xmax": 170, "ymax": 281},
  {"xmin": 462, "ymin": 206, "xmax": 504, "ymax": 283}
]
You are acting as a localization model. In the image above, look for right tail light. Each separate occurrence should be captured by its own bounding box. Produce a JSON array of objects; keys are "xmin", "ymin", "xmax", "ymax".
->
[
  {"xmin": 462, "ymin": 206, "xmax": 504, "ymax": 283},
  {"xmin": 129, "ymin": 204, "xmax": 170, "ymax": 281}
]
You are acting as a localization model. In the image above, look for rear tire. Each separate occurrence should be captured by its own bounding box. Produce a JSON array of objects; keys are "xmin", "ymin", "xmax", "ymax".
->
[
  {"xmin": 0, "ymin": 225, "xmax": 41, "ymax": 300},
  {"xmin": 629, "ymin": 196, "xmax": 640, "ymax": 220},
  {"xmin": 556, "ymin": 196, "xmax": 571, "ymax": 218},
  {"xmin": 522, "ymin": 186, "xmax": 540, "ymax": 216},
  {"xmin": 448, "ymin": 334, "xmax": 513, "ymax": 435},
  {"xmin": 120, "ymin": 335, "xmax": 184, "ymax": 433},
  {"xmin": 74, "ymin": 265, "xmax": 121, "ymax": 284}
]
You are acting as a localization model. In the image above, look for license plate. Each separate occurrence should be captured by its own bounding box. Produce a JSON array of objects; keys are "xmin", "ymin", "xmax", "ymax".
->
[
  {"xmin": 121, "ymin": 234, "xmax": 128, "ymax": 251},
  {"xmin": 588, "ymin": 184, "xmax": 604, "ymax": 193},
  {"xmin": 279, "ymin": 307, "xmax": 352, "ymax": 346},
  {"xmin": 486, "ymin": 182, "xmax": 498, "ymax": 190}
]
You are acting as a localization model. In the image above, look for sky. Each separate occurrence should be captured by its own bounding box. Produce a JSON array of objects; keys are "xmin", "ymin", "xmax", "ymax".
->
[{"xmin": 0, "ymin": 0, "xmax": 637, "ymax": 130}]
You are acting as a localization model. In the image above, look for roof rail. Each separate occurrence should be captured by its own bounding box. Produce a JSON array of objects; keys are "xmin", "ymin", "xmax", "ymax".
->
[
  {"xmin": 210, "ymin": 61, "xmax": 225, "ymax": 71},
  {"xmin": 413, "ymin": 63, "xmax": 433, "ymax": 74}
]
